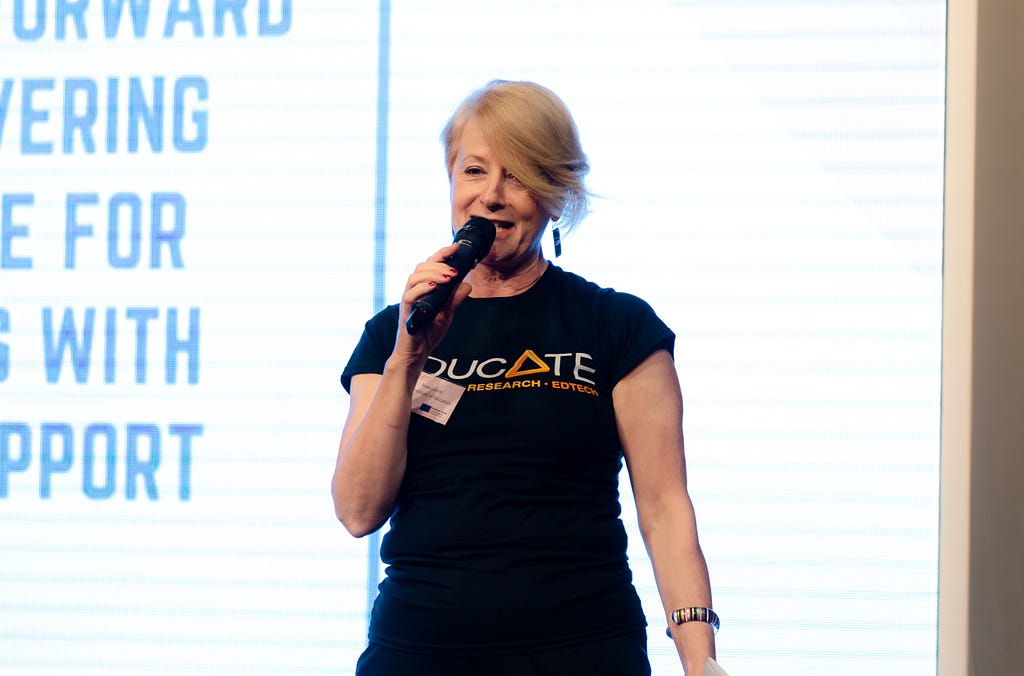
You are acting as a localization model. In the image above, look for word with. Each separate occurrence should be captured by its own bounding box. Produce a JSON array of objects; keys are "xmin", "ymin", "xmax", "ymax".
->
[{"xmin": 20, "ymin": 305, "xmax": 201, "ymax": 385}]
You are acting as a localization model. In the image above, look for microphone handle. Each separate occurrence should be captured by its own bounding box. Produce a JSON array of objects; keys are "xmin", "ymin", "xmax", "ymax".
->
[{"xmin": 405, "ymin": 241, "xmax": 480, "ymax": 335}]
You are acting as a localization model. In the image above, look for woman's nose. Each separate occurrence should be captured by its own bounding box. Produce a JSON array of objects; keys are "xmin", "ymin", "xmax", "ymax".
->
[{"xmin": 479, "ymin": 175, "xmax": 506, "ymax": 210}]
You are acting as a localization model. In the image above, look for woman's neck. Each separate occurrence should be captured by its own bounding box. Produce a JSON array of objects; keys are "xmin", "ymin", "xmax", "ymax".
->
[{"xmin": 467, "ymin": 256, "xmax": 549, "ymax": 298}]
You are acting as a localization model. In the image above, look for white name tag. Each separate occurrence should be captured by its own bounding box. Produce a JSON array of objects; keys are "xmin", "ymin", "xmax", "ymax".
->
[{"xmin": 410, "ymin": 371, "xmax": 465, "ymax": 425}]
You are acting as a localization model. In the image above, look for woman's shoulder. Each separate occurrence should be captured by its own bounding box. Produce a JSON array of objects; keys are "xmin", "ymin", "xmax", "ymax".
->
[
  {"xmin": 363, "ymin": 302, "xmax": 401, "ymax": 330},
  {"xmin": 550, "ymin": 266, "xmax": 674, "ymax": 383},
  {"xmin": 551, "ymin": 266, "xmax": 657, "ymax": 316}
]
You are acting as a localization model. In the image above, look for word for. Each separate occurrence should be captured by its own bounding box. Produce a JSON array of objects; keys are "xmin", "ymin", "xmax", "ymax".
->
[
  {"xmin": 0, "ymin": 421, "xmax": 202, "ymax": 500},
  {"xmin": 9, "ymin": 0, "xmax": 292, "ymax": 41},
  {"xmin": 1, "ymin": 191, "xmax": 186, "ymax": 270},
  {"xmin": 1, "ymin": 76, "xmax": 208, "ymax": 155}
]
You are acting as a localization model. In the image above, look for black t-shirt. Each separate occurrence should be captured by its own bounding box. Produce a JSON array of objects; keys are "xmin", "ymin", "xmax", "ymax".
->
[{"xmin": 341, "ymin": 264, "xmax": 674, "ymax": 655}]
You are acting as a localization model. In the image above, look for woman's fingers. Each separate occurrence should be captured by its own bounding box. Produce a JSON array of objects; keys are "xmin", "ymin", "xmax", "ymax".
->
[
  {"xmin": 402, "ymin": 249, "xmax": 461, "ymax": 306},
  {"xmin": 424, "ymin": 242, "xmax": 460, "ymax": 264}
]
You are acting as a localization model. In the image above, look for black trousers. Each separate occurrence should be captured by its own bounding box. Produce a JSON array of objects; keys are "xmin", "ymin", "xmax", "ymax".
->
[{"xmin": 355, "ymin": 630, "xmax": 651, "ymax": 676}]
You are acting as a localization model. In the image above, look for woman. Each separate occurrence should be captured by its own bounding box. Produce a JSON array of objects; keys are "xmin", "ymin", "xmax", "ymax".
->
[{"xmin": 333, "ymin": 80, "xmax": 716, "ymax": 675}]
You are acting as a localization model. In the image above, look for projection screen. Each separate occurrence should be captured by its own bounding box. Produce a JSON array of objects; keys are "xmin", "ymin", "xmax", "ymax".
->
[{"xmin": 1, "ymin": 1, "xmax": 946, "ymax": 674}]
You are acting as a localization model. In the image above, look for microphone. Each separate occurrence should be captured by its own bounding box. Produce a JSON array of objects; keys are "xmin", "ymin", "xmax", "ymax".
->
[{"xmin": 405, "ymin": 216, "xmax": 496, "ymax": 335}]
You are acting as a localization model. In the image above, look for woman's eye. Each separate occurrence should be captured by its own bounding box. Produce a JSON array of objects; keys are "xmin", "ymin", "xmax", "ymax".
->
[{"xmin": 465, "ymin": 167, "xmax": 484, "ymax": 176}]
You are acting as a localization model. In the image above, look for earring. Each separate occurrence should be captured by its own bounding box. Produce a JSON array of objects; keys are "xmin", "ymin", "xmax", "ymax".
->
[{"xmin": 552, "ymin": 225, "xmax": 562, "ymax": 258}]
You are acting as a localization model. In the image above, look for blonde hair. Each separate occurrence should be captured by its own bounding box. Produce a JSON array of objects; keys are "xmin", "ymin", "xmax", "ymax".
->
[{"xmin": 442, "ymin": 80, "xmax": 591, "ymax": 233}]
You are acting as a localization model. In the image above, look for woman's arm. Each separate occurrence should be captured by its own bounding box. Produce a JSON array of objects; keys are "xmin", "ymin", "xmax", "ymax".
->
[
  {"xmin": 613, "ymin": 348, "xmax": 716, "ymax": 674},
  {"xmin": 331, "ymin": 365, "xmax": 414, "ymax": 537},
  {"xmin": 331, "ymin": 244, "xmax": 471, "ymax": 537}
]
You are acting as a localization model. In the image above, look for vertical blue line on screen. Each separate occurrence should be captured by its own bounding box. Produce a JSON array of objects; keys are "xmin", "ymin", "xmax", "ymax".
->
[{"xmin": 368, "ymin": 0, "xmax": 392, "ymax": 631}]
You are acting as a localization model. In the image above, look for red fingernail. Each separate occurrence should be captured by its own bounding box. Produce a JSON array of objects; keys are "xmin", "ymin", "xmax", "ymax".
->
[
  {"xmin": 428, "ymin": 281, "xmax": 436, "ymax": 286},
  {"xmin": 441, "ymin": 274, "xmax": 452, "ymax": 280},
  {"xmin": 449, "ymin": 268, "xmax": 458, "ymax": 275}
]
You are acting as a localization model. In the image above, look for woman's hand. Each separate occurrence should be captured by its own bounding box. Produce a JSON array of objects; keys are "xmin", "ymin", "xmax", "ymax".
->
[{"xmin": 393, "ymin": 243, "xmax": 473, "ymax": 367}]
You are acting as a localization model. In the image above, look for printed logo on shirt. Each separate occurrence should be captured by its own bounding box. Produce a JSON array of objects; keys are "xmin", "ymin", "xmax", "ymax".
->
[
  {"xmin": 423, "ymin": 349, "xmax": 600, "ymax": 397},
  {"xmin": 505, "ymin": 349, "xmax": 549, "ymax": 378}
]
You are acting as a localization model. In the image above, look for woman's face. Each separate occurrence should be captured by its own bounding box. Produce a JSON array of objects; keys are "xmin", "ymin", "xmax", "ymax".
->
[{"xmin": 449, "ymin": 117, "xmax": 552, "ymax": 269}]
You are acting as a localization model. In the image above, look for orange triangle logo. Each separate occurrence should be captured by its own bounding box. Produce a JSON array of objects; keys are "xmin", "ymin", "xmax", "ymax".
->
[{"xmin": 505, "ymin": 349, "xmax": 550, "ymax": 378}]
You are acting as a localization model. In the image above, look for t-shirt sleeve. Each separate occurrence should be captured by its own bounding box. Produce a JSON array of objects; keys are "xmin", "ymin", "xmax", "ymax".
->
[
  {"xmin": 600, "ymin": 290, "xmax": 675, "ymax": 387},
  {"xmin": 340, "ymin": 304, "xmax": 400, "ymax": 393}
]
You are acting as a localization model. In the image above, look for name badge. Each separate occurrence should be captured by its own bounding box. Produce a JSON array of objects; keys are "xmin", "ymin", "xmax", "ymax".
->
[{"xmin": 410, "ymin": 371, "xmax": 465, "ymax": 425}]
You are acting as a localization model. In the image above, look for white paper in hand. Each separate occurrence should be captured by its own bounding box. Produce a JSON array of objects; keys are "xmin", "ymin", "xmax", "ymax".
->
[{"xmin": 703, "ymin": 657, "xmax": 730, "ymax": 676}]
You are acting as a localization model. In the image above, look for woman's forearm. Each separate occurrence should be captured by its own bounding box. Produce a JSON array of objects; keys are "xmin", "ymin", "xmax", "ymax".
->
[{"xmin": 332, "ymin": 358, "xmax": 421, "ymax": 537}]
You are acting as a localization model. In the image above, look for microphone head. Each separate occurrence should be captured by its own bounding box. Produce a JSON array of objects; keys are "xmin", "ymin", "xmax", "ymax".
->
[{"xmin": 454, "ymin": 216, "xmax": 496, "ymax": 258}]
